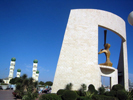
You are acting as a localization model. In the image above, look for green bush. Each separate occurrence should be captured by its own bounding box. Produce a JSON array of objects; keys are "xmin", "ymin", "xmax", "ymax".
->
[
  {"xmin": 61, "ymin": 90, "xmax": 77, "ymax": 100},
  {"xmin": 77, "ymin": 89, "xmax": 86, "ymax": 96},
  {"xmin": 112, "ymin": 84, "xmax": 125, "ymax": 91},
  {"xmin": 88, "ymin": 84, "xmax": 98, "ymax": 94},
  {"xmin": 77, "ymin": 84, "xmax": 87, "ymax": 96},
  {"xmin": 57, "ymin": 89, "xmax": 66, "ymax": 96},
  {"xmin": 85, "ymin": 91, "xmax": 95, "ymax": 99},
  {"xmin": 39, "ymin": 94, "xmax": 61, "ymax": 100},
  {"xmin": 127, "ymin": 90, "xmax": 133, "ymax": 99},
  {"xmin": 104, "ymin": 90, "xmax": 116, "ymax": 97},
  {"xmin": 77, "ymin": 96, "xmax": 92, "ymax": 100},
  {"xmin": 98, "ymin": 87, "xmax": 105, "ymax": 95},
  {"xmin": 65, "ymin": 83, "xmax": 73, "ymax": 90},
  {"xmin": 1, "ymin": 83, "xmax": 8, "ymax": 85},
  {"xmin": 116, "ymin": 90, "xmax": 127, "ymax": 100},
  {"xmin": 75, "ymin": 90, "xmax": 81, "ymax": 96},
  {"xmin": 92, "ymin": 95, "xmax": 118, "ymax": 100},
  {"xmin": 81, "ymin": 84, "xmax": 87, "ymax": 92},
  {"xmin": 22, "ymin": 95, "xmax": 30, "ymax": 100}
]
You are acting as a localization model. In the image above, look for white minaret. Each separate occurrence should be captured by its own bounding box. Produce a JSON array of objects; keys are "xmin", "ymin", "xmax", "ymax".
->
[
  {"xmin": 36, "ymin": 70, "xmax": 39, "ymax": 81},
  {"xmin": 8, "ymin": 57, "xmax": 16, "ymax": 82},
  {"xmin": 17, "ymin": 69, "xmax": 21, "ymax": 77},
  {"xmin": 32, "ymin": 59, "xmax": 38, "ymax": 81}
]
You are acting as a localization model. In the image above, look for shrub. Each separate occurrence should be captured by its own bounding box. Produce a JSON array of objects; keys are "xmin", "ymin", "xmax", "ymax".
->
[
  {"xmin": 92, "ymin": 95, "xmax": 118, "ymax": 100},
  {"xmin": 127, "ymin": 89, "xmax": 133, "ymax": 99},
  {"xmin": 1, "ymin": 83, "xmax": 8, "ymax": 85},
  {"xmin": 81, "ymin": 84, "xmax": 87, "ymax": 92},
  {"xmin": 75, "ymin": 90, "xmax": 80, "ymax": 96},
  {"xmin": 65, "ymin": 83, "xmax": 73, "ymax": 90},
  {"xmin": 61, "ymin": 90, "xmax": 77, "ymax": 100},
  {"xmin": 85, "ymin": 91, "xmax": 94, "ymax": 99},
  {"xmin": 11, "ymin": 74, "xmax": 38, "ymax": 100},
  {"xmin": 112, "ymin": 84, "xmax": 125, "ymax": 91},
  {"xmin": 77, "ymin": 84, "xmax": 87, "ymax": 96},
  {"xmin": 77, "ymin": 96, "xmax": 92, "ymax": 100},
  {"xmin": 57, "ymin": 89, "xmax": 66, "ymax": 96},
  {"xmin": 88, "ymin": 84, "xmax": 98, "ymax": 94},
  {"xmin": 116, "ymin": 90, "xmax": 127, "ymax": 100},
  {"xmin": 22, "ymin": 95, "xmax": 30, "ymax": 100},
  {"xmin": 104, "ymin": 90, "xmax": 116, "ymax": 97},
  {"xmin": 78, "ymin": 89, "xmax": 86, "ymax": 96},
  {"xmin": 98, "ymin": 87, "xmax": 105, "ymax": 95},
  {"xmin": 39, "ymin": 94, "xmax": 61, "ymax": 100}
]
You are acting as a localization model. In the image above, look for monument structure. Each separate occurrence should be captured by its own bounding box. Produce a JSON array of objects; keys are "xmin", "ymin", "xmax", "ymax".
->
[
  {"xmin": 32, "ymin": 59, "xmax": 38, "ymax": 81},
  {"xmin": 52, "ymin": 9, "xmax": 128, "ymax": 93}
]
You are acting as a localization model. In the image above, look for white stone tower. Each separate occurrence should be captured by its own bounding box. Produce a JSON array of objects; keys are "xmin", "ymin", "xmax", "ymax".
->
[
  {"xmin": 8, "ymin": 57, "xmax": 16, "ymax": 82},
  {"xmin": 32, "ymin": 59, "xmax": 38, "ymax": 81},
  {"xmin": 36, "ymin": 70, "xmax": 39, "ymax": 81},
  {"xmin": 17, "ymin": 69, "xmax": 21, "ymax": 78}
]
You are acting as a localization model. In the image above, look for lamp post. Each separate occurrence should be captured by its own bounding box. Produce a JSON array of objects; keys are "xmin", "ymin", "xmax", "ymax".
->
[{"xmin": 128, "ymin": 11, "xmax": 133, "ymax": 26}]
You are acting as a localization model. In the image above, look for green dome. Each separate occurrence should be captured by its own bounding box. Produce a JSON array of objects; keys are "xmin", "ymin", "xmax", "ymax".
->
[
  {"xmin": 11, "ymin": 57, "xmax": 16, "ymax": 61},
  {"xmin": 36, "ymin": 70, "xmax": 39, "ymax": 74},
  {"xmin": 33, "ymin": 59, "xmax": 38, "ymax": 63},
  {"xmin": 17, "ymin": 69, "xmax": 21, "ymax": 72}
]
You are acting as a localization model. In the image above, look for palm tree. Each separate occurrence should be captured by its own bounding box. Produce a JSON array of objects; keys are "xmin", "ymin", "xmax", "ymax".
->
[{"xmin": 14, "ymin": 74, "xmax": 38, "ymax": 100}]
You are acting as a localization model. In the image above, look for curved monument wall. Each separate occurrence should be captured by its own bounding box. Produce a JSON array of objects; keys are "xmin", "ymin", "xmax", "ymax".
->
[{"xmin": 52, "ymin": 9, "xmax": 128, "ymax": 93}]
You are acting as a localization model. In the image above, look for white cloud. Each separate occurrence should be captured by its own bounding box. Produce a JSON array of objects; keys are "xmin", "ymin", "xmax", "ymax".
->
[
  {"xmin": 25, "ymin": 64, "xmax": 33, "ymax": 68},
  {"xmin": 21, "ymin": 64, "xmax": 49, "ymax": 78},
  {"xmin": 38, "ymin": 66, "xmax": 49, "ymax": 72}
]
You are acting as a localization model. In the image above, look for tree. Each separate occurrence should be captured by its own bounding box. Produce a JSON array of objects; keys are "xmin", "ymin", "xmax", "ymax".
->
[
  {"xmin": 13, "ymin": 74, "xmax": 38, "ymax": 100},
  {"xmin": 45, "ymin": 81, "xmax": 53, "ymax": 86},
  {"xmin": 0, "ymin": 79, "xmax": 4, "ymax": 83},
  {"xmin": 9, "ymin": 77, "xmax": 21, "ymax": 84},
  {"xmin": 39, "ymin": 81, "xmax": 45, "ymax": 85}
]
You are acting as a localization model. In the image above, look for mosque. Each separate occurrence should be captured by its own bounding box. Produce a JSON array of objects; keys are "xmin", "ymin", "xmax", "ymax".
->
[{"xmin": 3, "ymin": 57, "xmax": 39, "ymax": 84}]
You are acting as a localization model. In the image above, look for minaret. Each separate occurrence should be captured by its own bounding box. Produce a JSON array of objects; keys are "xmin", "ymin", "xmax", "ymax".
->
[
  {"xmin": 8, "ymin": 57, "xmax": 16, "ymax": 82},
  {"xmin": 36, "ymin": 70, "xmax": 39, "ymax": 81},
  {"xmin": 17, "ymin": 69, "xmax": 21, "ymax": 78},
  {"xmin": 32, "ymin": 59, "xmax": 38, "ymax": 81}
]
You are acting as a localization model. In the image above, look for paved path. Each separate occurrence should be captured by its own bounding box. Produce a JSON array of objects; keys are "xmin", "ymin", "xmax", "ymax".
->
[
  {"xmin": 0, "ymin": 90, "xmax": 44, "ymax": 100},
  {"xmin": 0, "ymin": 90, "xmax": 15, "ymax": 100}
]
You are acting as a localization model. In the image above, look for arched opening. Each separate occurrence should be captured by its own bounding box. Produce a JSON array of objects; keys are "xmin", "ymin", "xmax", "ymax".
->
[
  {"xmin": 101, "ymin": 76, "xmax": 111, "ymax": 91},
  {"xmin": 98, "ymin": 26, "xmax": 122, "ymax": 69}
]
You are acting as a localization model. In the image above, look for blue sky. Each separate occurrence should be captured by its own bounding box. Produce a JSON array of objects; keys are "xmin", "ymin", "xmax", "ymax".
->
[{"xmin": 0, "ymin": 0, "xmax": 133, "ymax": 84}]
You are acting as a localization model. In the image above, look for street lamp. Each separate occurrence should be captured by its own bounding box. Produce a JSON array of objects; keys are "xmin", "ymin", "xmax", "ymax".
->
[{"xmin": 128, "ymin": 11, "xmax": 133, "ymax": 26}]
